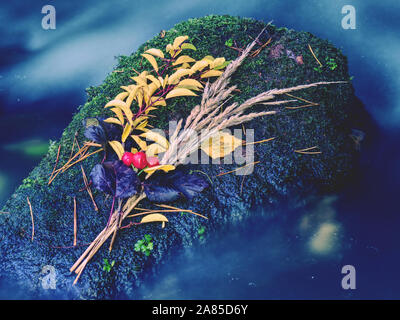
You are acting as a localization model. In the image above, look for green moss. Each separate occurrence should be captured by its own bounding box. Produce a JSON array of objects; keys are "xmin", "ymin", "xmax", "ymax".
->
[{"xmin": 0, "ymin": 16, "xmax": 359, "ymax": 298}]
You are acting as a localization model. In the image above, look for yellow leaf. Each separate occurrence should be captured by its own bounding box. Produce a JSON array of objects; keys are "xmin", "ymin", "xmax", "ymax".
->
[
  {"xmin": 146, "ymin": 143, "xmax": 167, "ymax": 157},
  {"xmin": 131, "ymin": 147, "xmax": 138, "ymax": 154},
  {"xmin": 109, "ymin": 141, "xmax": 125, "ymax": 160},
  {"xmin": 104, "ymin": 99, "xmax": 134, "ymax": 125},
  {"xmin": 173, "ymin": 55, "xmax": 196, "ymax": 66},
  {"xmin": 145, "ymin": 106, "xmax": 158, "ymax": 114},
  {"xmin": 141, "ymin": 53, "xmax": 158, "ymax": 72},
  {"xmin": 210, "ymin": 57, "xmax": 226, "ymax": 69},
  {"xmin": 200, "ymin": 131, "xmax": 243, "ymax": 159},
  {"xmin": 103, "ymin": 117, "xmax": 122, "ymax": 126},
  {"xmin": 140, "ymin": 130, "xmax": 169, "ymax": 149},
  {"xmin": 179, "ymin": 63, "xmax": 191, "ymax": 69},
  {"xmin": 136, "ymin": 120, "xmax": 148, "ymax": 130},
  {"xmin": 131, "ymin": 135, "xmax": 147, "ymax": 151},
  {"xmin": 173, "ymin": 35, "xmax": 188, "ymax": 49},
  {"xmin": 152, "ymin": 100, "xmax": 167, "ymax": 107},
  {"xmin": 136, "ymin": 88, "xmax": 144, "ymax": 108},
  {"xmin": 144, "ymin": 48, "xmax": 164, "ymax": 59},
  {"xmin": 146, "ymin": 75, "xmax": 161, "ymax": 87},
  {"xmin": 158, "ymin": 76, "xmax": 164, "ymax": 87},
  {"xmin": 120, "ymin": 84, "xmax": 136, "ymax": 92},
  {"xmin": 168, "ymin": 69, "xmax": 193, "ymax": 85},
  {"xmin": 166, "ymin": 43, "xmax": 173, "ymax": 53},
  {"xmin": 120, "ymin": 107, "xmax": 134, "ymax": 126},
  {"xmin": 110, "ymin": 108, "xmax": 125, "ymax": 125},
  {"xmin": 190, "ymin": 60, "xmax": 209, "ymax": 73},
  {"xmin": 136, "ymin": 127, "xmax": 149, "ymax": 133},
  {"xmin": 173, "ymin": 49, "xmax": 182, "ymax": 57},
  {"xmin": 147, "ymin": 82, "xmax": 160, "ymax": 98},
  {"xmin": 149, "ymin": 96, "xmax": 166, "ymax": 107},
  {"xmin": 139, "ymin": 70, "xmax": 148, "ymax": 78},
  {"xmin": 105, "ymin": 99, "xmax": 127, "ymax": 109},
  {"xmin": 121, "ymin": 123, "xmax": 132, "ymax": 143},
  {"xmin": 125, "ymin": 85, "xmax": 139, "ymax": 108},
  {"xmin": 165, "ymin": 88, "xmax": 197, "ymax": 99},
  {"xmin": 132, "ymin": 116, "xmax": 148, "ymax": 128},
  {"xmin": 202, "ymin": 55, "xmax": 214, "ymax": 62},
  {"xmin": 115, "ymin": 91, "xmax": 129, "ymax": 101},
  {"xmin": 177, "ymin": 79, "xmax": 203, "ymax": 90},
  {"xmin": 140, "ymin": 213, "xmax": 168, "ymax": 228},
  {"xmin": 181, "ymin": 43, "xmax": 196, "ymax": 51},
  {"xmin": 201, "ymin": 70, "xmax": 224, "ymax": 78},
  {"xmin": 131, "ymin": 76, "xmax": 147, "ymax": 87},
  {"xmin": 143, "ymin": 164, "xmax": 175, "ymax": 175},
  {"xmin": 162, "ymin": 75, "xmax": 169, "ymax": 89},
  {"xmin": 214, "ymin": 60, "xmax": 231, "ymax": 70}
]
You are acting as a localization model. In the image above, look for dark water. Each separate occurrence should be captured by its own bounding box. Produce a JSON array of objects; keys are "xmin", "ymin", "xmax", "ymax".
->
[{"xmin": 1, "ymin": 0, "xmax": 399, "ymax": 299}]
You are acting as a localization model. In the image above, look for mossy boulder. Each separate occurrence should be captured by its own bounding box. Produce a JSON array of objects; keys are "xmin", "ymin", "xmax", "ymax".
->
[{"xmin": 0, "ymin": 15, "xmax": 366, "ymax": 299}]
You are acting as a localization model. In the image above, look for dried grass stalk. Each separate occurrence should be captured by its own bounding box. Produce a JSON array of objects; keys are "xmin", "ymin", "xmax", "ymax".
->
[{"xmin": 162, "ymin": 46, "xmax": 346, "ymax": 165}]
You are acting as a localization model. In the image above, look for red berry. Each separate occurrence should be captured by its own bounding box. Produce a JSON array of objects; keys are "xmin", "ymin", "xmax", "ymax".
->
[
  {"xmin": 131, "ymin": 151, "xmax": 148, "ymax": 169},
  {"xmin": 122, "ymin": 152, "xmax": 134, "ymax": 166},
  {"xmin": 146, "ymin": 156, "xmax": 160, "ymax": 168}
]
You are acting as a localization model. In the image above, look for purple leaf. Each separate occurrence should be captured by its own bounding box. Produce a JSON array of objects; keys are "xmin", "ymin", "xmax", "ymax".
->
[{"xmin": 90, "ymin": 160, "xmax": 140, "ymax": 198}]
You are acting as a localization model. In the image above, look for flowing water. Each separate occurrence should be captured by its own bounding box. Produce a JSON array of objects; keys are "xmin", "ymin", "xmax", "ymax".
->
[{"xmin": 0, "ymin": 0, "xmax": 399, "ymax": 299}]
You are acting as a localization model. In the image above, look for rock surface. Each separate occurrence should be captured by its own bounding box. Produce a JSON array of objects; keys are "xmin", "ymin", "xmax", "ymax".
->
[{"xmin": 0, "ymin": 15, "xmax": 365, "ymax": 299}]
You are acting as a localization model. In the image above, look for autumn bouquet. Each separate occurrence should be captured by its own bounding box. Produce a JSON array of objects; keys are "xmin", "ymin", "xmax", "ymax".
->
[{"xmin": 51, "ymin": 31, "xmax": 342, "ymax": 283}]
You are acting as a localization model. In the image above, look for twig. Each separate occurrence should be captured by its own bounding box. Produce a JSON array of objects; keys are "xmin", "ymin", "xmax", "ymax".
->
[
  {"xmin": 27, "ymin": 197, "xmax": 34, "ymax": 241},
  {"xmin": 216, "ymin": 161, "xmax": 260, "ymax": 177},
  {"xmin": 250, "ymin": 38, "xmax": 272, "ymax": 57},
  {"xmin": 80, "ymin": 165, "xmax": 98, "ymax": 211},
  {"xmin": 284, "ymin": 93, "xmax": 318, "ymax": 106},
  {"xmin": 127, "ymin": 208, "xmax": 207, "ymax": 220},
  {"xmin": 308, "ymin": 44, "xmax": 322, "ymax": 67},
  {"xmin": 73, "ymin": 197, "xmax": 77, "ymax": 247},
  {"xmin": 49, "ymin": 144, "xmax": 61, "ymax": 183},
  {"xmin": 295, "ymin": 151, "xmax": 322, "ymax": 155},
  {"xmin": 240, "ymin": 175, "xmax": 246, "ymax": 195},
  {"xmin": 83, "ymin": 142, "xmax": 102, "ymax": 147},
  {"xmin": 294, "ymin": 146, "xmax": 322, "ymax": 154},
  {"xmin": 0, "ymin": 211, "xmax": 10, "ymax": 214},
  {"xmin": 154, "ymin": 204, "xmax": 208, "ymax": 220},
  {"xmin": 48, "ymin": 145, "xmax": 89, "ymax": 185},
  {"xmin": 49, "ymin": 148, "xmax": 102, "ymax": 185},
  {"xmin": 285, "ymin": 103, "xmax": 318, "ymax": 110},
  {"xmin": 70, "ymin": 193, "xmax": 146, "ymax": 284},
  {"xmin": 243, "ymin": 137, "xmax": 275, "ymax": 145},
  {"xmin": 131, "ymin": 67, "xmax": 140, "ymax": 75},
  {"xmin": 109, "ymin": 199, "xmax": 122, "ymax": 252}
]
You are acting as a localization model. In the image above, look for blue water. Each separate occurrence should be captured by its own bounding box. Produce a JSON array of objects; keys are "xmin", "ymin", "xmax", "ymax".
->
[{"xmin": 1, "ymin": 0, "xmax": 399, "ymax": 299}]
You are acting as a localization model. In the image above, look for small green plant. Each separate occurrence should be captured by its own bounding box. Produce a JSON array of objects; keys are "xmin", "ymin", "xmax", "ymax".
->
[
  {"xmin": 225, "ymin": 38, "xmax": 233, "ymax": 47},
  {"xmin": 313, "ymin": 65, "xmax": 323, "ymax": 73},
  {"xmin": 325, "ymin": 57, "xmax": 338, "ymax": 70},
  {"xmin": 134, "ymin": 234, "xmax": 154, "ymax": 256},
  {"xmin": 102, "ymin": 258, "xmax": 115, "ymax": 272},
  {"xmin": 180, "ymin": 211, "xmax": 188, "ymax": 216},
  {"xmin": 198, "ymin": 226, "xmax": 206, "ymax": 240},
  {"xmin": 313, "ymin": 57, "xmax": 337, "ymax": 73}
]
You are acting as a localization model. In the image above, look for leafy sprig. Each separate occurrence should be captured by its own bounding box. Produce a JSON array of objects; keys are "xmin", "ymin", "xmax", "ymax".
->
[
  {"xmin": 102, "ymin": 35, "xmax": 231, "ymax": 166},
  {"xmin": 134, "ymin": 234, "xmax": 154, "ymax": 256}
]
